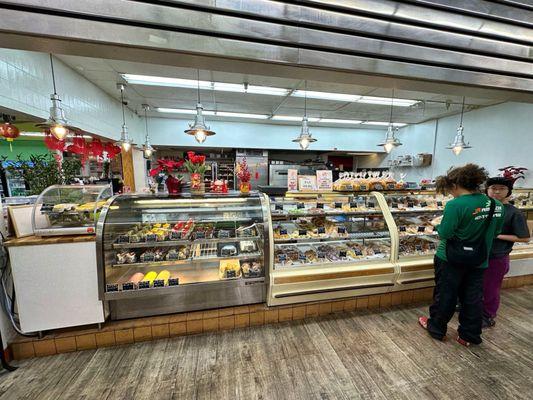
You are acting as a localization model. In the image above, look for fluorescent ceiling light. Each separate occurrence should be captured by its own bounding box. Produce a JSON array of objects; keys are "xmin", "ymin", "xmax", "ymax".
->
[
  {"xmin": 246, "ymin": 86, "xmax": 289, "ymax": 96},
  {"xmin": 21, "ymin": 131, "xmax": 92, "ymax": 138},
  {"xmin": 319, "ymin": 119, "xmax": 362, "ymax": 124},
  {"xmin": 272, "ymin": 115, "xmax": 320, "ymax": 122},
  {"xmin": 358, "ymin": 96, "xmax": 418, "ymax": 107},
  {"xmin": 292, "ymin": 90, "xmax": 360, "ymax": 102},
  {"xmin": 156, "ymin": 108, "xmax": 268, "ymax": 119},
  {"xmin": 362, "ymin": 121, "xmax": 407, "ymax": 127}
]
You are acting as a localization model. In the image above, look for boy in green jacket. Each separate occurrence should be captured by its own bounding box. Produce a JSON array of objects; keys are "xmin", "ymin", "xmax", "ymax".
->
[{"xmin": 418, "ymin": 164, "xmax": 504, "ymax": 346}]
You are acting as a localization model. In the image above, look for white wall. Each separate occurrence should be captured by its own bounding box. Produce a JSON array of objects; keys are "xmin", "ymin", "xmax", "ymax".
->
[
  {"xmin": 132, "ymin": 148, "xmax": 148, "ymax": 191},
  {"xmin": 358, "ymin": 102, "xmax": 533, "ymax": 187},
  {"xmin": 148, "ymin": 117, "xmax": 388, "ymax": 153},
  {"xmin": 0, "ymin": 48, "xmax": 143, "ymax": 142}
]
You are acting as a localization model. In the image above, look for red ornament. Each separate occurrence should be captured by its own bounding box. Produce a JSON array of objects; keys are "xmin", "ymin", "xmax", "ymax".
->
[
  {"xmin": 44, "ymin": 131, "xmax": 66, "ymax": 152},
  {"xmin": 1, "ymin": 123, "xmax": 20, "ymax": 151},
  {"xmin": 88, "ymin": 138, "xmax": 104, "ymax": 158},
  {"xmin": 104, "ymin": 142, "xmax": 121, "ymax": 159}
]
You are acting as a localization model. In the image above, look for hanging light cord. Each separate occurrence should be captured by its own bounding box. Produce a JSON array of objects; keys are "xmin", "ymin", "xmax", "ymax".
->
[
  {"xmin": 304, "ymin": 80, "xmax": 307, "ymax": 118},
  {"xmin": 49, "ymin": 54, "xmax": 57, "ymax": 95},
  {"xmin": 389, "ymin": 88, "xmax": 395, "ymax": 124},
  {"xmin": 120, "ymin": 86, "xmax": 126, "ymax": 125},
  {"xmin": 144, "ymin": 107, "xmax": 149, "ymax": 138},
  {"xmin": 197, "ymin": 69, "xmax": 201, "ymax": 104},
  {"xmin": 459, "ymin": 96, "xmax": 465, "ymax": 127}
]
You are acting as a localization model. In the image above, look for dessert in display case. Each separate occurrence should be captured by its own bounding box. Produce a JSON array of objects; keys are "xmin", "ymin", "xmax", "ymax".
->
[
  {"xmin": 32, "ymin": 184, "xmax": 112, "ymax": 236},
  {"xmin": 267, "ymin": 191, "xmax": 397, "ymax": 306},
  {"xmin": 514, "ymin": 188, "xmax": 533, "ymax": 213},
  {"xmin": 96, "ymin": 193, "xmax": 270, "ymax": 319}
]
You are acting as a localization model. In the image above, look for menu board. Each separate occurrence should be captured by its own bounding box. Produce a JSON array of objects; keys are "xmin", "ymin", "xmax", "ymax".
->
[
  {"xmin": 287, "ymin": 169, "xmax": 298, "ymax": 192},
  {"xmin": 316, "ymin": 170, "xmax": 333, "ymax": 191},
  {"xmin": 298, "ymin": 175, "xmax": 318, "ymax": 191}
]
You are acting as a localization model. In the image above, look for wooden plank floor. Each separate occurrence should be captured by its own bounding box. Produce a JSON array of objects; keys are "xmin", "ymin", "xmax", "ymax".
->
[{"xmin": 1, "ymin": 286, "xmax": 532, "ymax": 400}]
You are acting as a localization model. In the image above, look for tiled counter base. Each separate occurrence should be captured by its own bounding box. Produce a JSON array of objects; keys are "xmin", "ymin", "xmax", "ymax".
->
[{"xmin": 10, "ymin": 274, "xmax": 533, "ymax": 360}]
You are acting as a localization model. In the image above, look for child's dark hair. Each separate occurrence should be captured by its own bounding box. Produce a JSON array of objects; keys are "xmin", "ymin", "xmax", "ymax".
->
[{"xmin": 435, "ymin": 163, "xmax": 488, "ymax": 195}]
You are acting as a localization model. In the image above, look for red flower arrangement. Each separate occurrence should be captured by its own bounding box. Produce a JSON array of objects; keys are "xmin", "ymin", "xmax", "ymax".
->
[
  {"xmin": 184, "ymin": 151, "xmax": 207, "ymax": 174},
  {"xmin": 149, "ymin": 158, "xmax": 185, "ymax": 177},
  {"xmin": 236, "ymin": 158, "xmax": 251, "ymax": 183}
]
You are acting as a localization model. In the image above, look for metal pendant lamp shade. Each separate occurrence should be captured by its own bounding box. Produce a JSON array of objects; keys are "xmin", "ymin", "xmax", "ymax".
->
[
  {"xmin": 377, "ymin": 88, "xmax": 402, "ymax": 153},
  {"xmin": 378, "ymin": 124, "xmax": 402, "ymax": 154},
  {"xmin": 446, "ymin": 97, "xmax": 471, "ymax": 156},
  {"xmin": 118, "ymin": 84, "xmax": 133, "ymax": 152},
  {"xmin": 292, "ymin": 116, "xmax": 316, "ymax": 150},
  {"xmin": 142, "ymin": 104, "xmax": 155, "ymax": 159},
  {"xmin": 292, "ymin": 81, "xmax": 317, "ymax": 150},
  {"xmin": 185, "ymin": 70, "xmax": 215, "ymax": 144},
  {"xmin": 36, "ymin": 54, "xmax": 77, "ymax": 140}
]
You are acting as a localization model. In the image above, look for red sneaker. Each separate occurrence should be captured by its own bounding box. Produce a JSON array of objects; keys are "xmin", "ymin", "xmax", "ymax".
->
[
  {"xmin": 456, "ymin": 336, "xmax": 471, "ymax": 347},
  {"xmin": 418, "ymin": 316, "xmax": 428, "ymax": 330}
]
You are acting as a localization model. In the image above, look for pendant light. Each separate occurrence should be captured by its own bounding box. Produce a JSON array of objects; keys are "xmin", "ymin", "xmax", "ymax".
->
[
  {"xmin": 377, "ymin": 88, "xmax": 402, "ymax": 154},
  {"xmin": 446, "ymin": 97, "xmax": 471, "ymax": 156},
  {"xmin": 292, "ymin": 81, "xmax": 317, "ymax": 150},
  {"xmin": 118, "ymin": 84, "xmax": 133, "ymax": 152},
  {"xmin": 142, "ymin": 104, "xmax": 155, "ymax": 159},
  {"xmin": 184, "ymin": 69, "xmax": 215, "ymax": 144},
  {"xmin": 36, "ymin": 54, "xmax": 76, "ymax": 140}
]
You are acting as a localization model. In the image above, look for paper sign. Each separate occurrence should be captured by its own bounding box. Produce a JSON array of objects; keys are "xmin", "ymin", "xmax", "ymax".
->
[
  {"xmin": 287, "ymin": 169, "xmax": 298, "ymax": 191},
  {"xmin": 316, "ymin": 170, "xmax": 333, "ymax": 191},
  {"xmin": 298, "ymin": 176, "xmax": 317, "ymax": 191}
]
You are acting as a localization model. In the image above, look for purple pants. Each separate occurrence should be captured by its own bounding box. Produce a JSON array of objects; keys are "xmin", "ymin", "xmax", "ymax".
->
[{"xmin": 483, "ymin": 254, "xmax": 510, "ymax": 318}]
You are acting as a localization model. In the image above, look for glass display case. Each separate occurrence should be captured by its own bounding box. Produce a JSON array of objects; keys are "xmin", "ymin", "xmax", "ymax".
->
[
  {"xmin": 32, "ymin": 184, "xmax": 112, "ymax": 236},
  {"xmin": 513, "ymin": 188, "xmax": 533, "ymax": 212},
  {"xmin": 96, "ymin": 193, "xmax": 270, "ymax": 319},
  {"xmin": 382, "ymin": 191, "xmax": 448, "ymax": 261},
  {"xmin": 268, "ymin": 192, "xmax": 396, "ymax": 306}
]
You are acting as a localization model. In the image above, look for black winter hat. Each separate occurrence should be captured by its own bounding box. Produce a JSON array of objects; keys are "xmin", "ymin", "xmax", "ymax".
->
[{"xmin": 485, "ymin": 177, "xmax": 513, "ymax": 197}]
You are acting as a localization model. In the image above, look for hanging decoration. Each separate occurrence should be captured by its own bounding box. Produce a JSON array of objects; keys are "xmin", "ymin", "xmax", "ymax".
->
[
  {"xmin": 0, "ymin": 119, "xmax": 20, "ymax": 152},
  {"xmin": 104, "ymin": 142, "xmax": 122, "ymax": 159},
  {"xmin": 36, "ymin": 54, "xmax": 78, "ymax": 140},
  {"xmin": 292, "ymin": 81, "xmax": 316, "ymax": 150},
  {"xmin": 185, "ymin": 69, "xmax": 215, "ymax": 144},
  {"xmin": 446, "ymin": 97, "xmax": 471, "ymax": 156},
  {"xmin": 377, "ymin": 88, "xmax": 402, "ymax": 153},
  {"xmin": 44, "ymin": 131, "xmax": 66, "ymax": 152}
]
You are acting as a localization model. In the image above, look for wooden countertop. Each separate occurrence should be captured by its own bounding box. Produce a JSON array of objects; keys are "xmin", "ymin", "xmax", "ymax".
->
[{"xmin": 4, "ymin": 235, "xmax": 96, "ymax": 247}]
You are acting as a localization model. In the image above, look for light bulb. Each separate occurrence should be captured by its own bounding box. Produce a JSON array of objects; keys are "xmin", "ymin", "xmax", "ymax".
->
[
  {"xmin": 384, "ymin": 142, "xmax": 394, "ymax": 153},
  {"xmin": 299, "ymin": 137, "xmax": 310, "ymax": 150},
  {"xmin": 121, "ymin": 141, "xmax": 132, "ymax": 152},
  {"xmin": 51, "ymin": 124, "xmax": 68, "ymax": 140},
  {"xmin": 194, "ymin": 130, "xmax": 207, "ymax": 144},
  {"xmin": 452, "ymin": 146, "xmax": 463, "ymax": 156},
  {"xmin": 143, "ymin": 148, "xmax": 153, "ymax": 158}
]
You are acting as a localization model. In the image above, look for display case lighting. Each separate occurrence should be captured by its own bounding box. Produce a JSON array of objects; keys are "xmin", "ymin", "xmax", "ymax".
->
[{"xmin": 319, "ymin": 119, "xmax": 362, "ymax": 124}]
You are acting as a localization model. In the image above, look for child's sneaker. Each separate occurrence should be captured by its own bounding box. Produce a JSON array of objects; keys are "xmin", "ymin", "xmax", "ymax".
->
[
  {"xmin": 482, "ymin": 316, "xmax": 496, "ymax": 329},
  {"xmin": 456, "ymin": 336, "xmax": 471, "ymax": 347}
]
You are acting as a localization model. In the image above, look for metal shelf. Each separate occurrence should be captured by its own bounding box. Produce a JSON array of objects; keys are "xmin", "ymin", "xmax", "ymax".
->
[
  {"xmin": 274, "ymin": 231, "xmax": 390, "ymax": 244},
  {"xmin": 113, "ymin": 235, "xmax": 262, "ymax": 249},
  {"xmin": 111, "ymin": 251, "xmax": 263, "ymax": 268}
]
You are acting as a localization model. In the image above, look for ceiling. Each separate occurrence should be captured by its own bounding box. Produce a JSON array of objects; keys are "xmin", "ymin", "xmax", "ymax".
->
[{"xmin": 57, "ymin": 55, "xmax": 507, "ymax": 129}]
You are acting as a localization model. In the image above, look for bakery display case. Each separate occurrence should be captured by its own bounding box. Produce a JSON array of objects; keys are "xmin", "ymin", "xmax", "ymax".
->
[
  {"xmin": 96, "ymin": 193, "xmax": 270, "ymax": 319},
  {"xmin": 267, "ymin": 191, "xmax": 397, "ymax": 306},
  {"xmin": 32, "ymin": 184, "xmax": 112, "ymax": 236}
]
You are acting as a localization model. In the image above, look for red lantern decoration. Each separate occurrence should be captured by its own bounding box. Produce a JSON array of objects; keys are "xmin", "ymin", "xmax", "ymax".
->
[
  {"xmin": 89, "ymin": 138, "xmax": 104, "ymax": 158},
  {"xmin": 104, "ymin": 142, "xmax": 121, "ymax": 159},
  {"xmin": 67, "ymin": 134, "xmax": 86, "ymax": 155},
  {"xmin": 1, "ymin": 122, "xmax": 20, "ymax": 151},
  {"xmin": 44, "ymin": 131, "xmax": 66, "ymax": 152}
]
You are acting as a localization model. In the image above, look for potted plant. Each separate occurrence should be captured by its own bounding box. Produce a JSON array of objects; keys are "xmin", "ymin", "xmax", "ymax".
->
[
  {"xmin": 184, "ymin": 151, "xmax": 207, "ymax": 195},
  {"xmin": 149, "ymin": 158, "xmax": 185, "ymax": 194},
  {"xmin": 236, "ymin": 157, "xmax": 252, "ymax": 195}
]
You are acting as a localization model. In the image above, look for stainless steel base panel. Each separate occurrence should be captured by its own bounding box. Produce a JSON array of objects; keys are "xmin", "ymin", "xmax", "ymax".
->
[{"xmin": 109, "ymin": 280, "xmax": 266, "ymax": 320}]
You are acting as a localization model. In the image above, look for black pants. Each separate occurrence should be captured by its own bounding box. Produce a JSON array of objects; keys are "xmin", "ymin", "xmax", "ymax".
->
[{"xmin": 428, "ymin": 256, "xmax": 485, "ymax": 344}]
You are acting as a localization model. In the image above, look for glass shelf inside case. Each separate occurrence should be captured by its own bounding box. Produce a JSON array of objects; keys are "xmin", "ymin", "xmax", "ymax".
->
[
  {"xmin": 97, "ymin": 193, "xmax": 270, "ymax": 312},
  {"xmin": 32, "ymin": 184, "xmax": 112, "ymax": 236},
  {"xmin": 383, "ymin": 191, "xmax": 448, "ymax": 260},
  {"xmin": 270, "ymin": 193, "xmax": 392, "ymax": 270}
]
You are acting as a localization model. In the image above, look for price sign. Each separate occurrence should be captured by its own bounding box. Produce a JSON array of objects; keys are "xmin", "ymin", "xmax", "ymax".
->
[
  {"xmin": 142, "ymin": 254, "xmax": 155, "ymax": 262},
  {"xmin": 368, "ymin": 202, "xmax": 376, "ymax": 209},
  {"xmin": 299, "ymin": 254, "xmax": 307, "ymax": 262},
  {"xmin": 297, "ymin": 202, "xmax": 305, "ymax": 209},
  {"xmin": 437, "ymin": 201, "xmax": 443, "ymax": 207},
  {"xmin": 344, "ymin": 184, "xmax": 354, "ymax": 191},
  {"xmin": 226, "ymin": 270, "xmax": 237, "ymax": 278},
  {"xmin": 122, "ymin": 282, "xmax": 134, "ymax": 291},
  {"xmin": 373, "ymin": 183, "xmax": 384, "ymax": 191},
  {"xmin": 418, "ymin": 226, "xmax": 426, "ymax": 233},
  {"xmin": 317, "ymin": 227, "xmax": 326, "ymax": 234},
  {"xmin": 275, "ymin": 204, "xmax": 283, "ymax": 211},
  {"xmin": 153, "ymin": 279, "xmax": 165, "ymax": 288},
  {"xmin": 106, "ymin": 284, "xmax": 119, "ymax": 292},
  {"xmin": 278, "ymin": 254, "xmax": 287, "ymax": 262},
  {"xmin": 317, "ymin": 202, "xmax": 325, "ymax": 209},
  {"xmin": 334, "ymin": 202, "xmax": 343, "ymax": 209},
  {"xmin": 407, "ymin": 202, "xmax": 415, "ymax": 208},
  {"xmin": 522, "ymin": 200, "xmax": 528, "ymax": 206},
  {"xmin": 429, "ymin": 243, "xmax": 436, "ymax": 250},
  {"xmin": 392, "ymin": 203, "xmax": 399, "ymax": 209},
  {"xmin": 386, "ymin": 183, "xmax": 396, "ymax": 190},
  {"xmin": 168, "ymin": 278, "xmax": 180, "ymax": 286},
  {"xmin": 338, "ymin": 227, "xmax": 346, "ymax": 234},
  {"xmin": 139, "ymin": 281, "xmax": 150, "ymax": 289},
  {"xmin": 316, "ymin": 170, "xmax": 333, "ymax": 191},
  {"xmin": 167, "ymin": 252, "xmax": 181, "ymax": 261},
  {"xmin": 299, "ymin": 229, "xmax": 308, "ymax": 236},
  {"xmin": 170, "ymin": 231, "xmax": 182, "ymax": 240},
  {"xmin": 317, "ymin": 251, "xmax": 327, "ymax": 259},
  {"xmin": 217, "ymin": 230, "xmax": 231, "ymax": 238},
  {"xmin": 195, "ymin": 231, "xmax": 206, "ymax": 239},
  {"xmin": 420, "ymin": 201, "xmax": 428, "ymax": 207},
  {"xmin": 399, "ymin": 226, "xmax": 407, "ymax": 232},
  {"xmin": 415, "ymin": 245, "xmax": 423, "ymax": 252},
  {"xmin": 339, "ymin": 250, "xmax": 347, "ymax": 258},
  {"xmin": 354, "ymin": 249, "xmax": 363, "ymax": 256},
  {"xmin": 374, "ymin": 249, "xmax": 382, "ymax": 255},
  {"xmin": 350, "ymin": 202, "xmax": 358, "ymax": 209},
  {"xmin": 359, "ymin": 184, "xmax": 368, "ymax": 191},
  {"xmin": 117, "ymin": 235, "xmax": 130, "ymax": 244},
  {"xmin": 298, "ymin": 175, "xmax": 318, "ymax": 191},
  {"xmin": 145, "ymin": 234, "xmax": 158, "ymax": 242},
  {"xmin": 287, "ymin": 169, "xmax": 298, "ymax": 191},
  {"xmin": 280, "ymin": 229, "xmax": 288, "ymax": 235}
]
